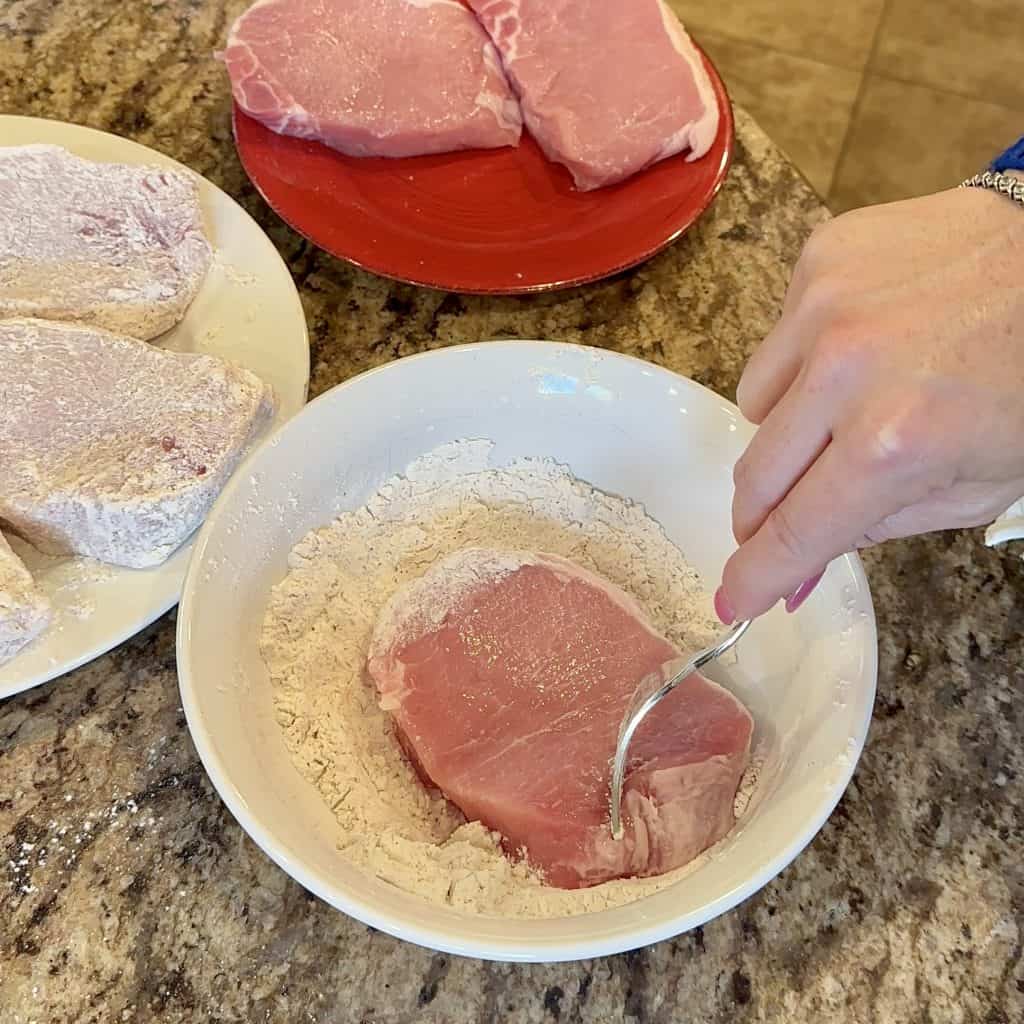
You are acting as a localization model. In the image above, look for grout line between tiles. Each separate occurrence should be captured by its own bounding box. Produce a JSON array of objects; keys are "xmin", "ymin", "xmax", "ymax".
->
[
  {"xmin": 828, "ymin": 0, "xmax": 893, "ymax": 205},
  {"xmin": 691, "ymin": 18, "xmax": 1024, "ymax": 116},
  {"xmin": 864, "ymin": 70, "xmax": 1024, "ymax": 114},
  {"xmin": 687, "ymin": 22, "xmax": 869, "ymax": 75}
]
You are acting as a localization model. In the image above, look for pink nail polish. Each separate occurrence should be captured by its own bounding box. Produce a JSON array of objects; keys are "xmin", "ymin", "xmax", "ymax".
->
[
  {"xmin": 785, "ymin": 572, "xmax": 824, "ymax": 614},
  {"xmin": 714, "ymin": 587, "xmax": 736, "ymax": 625}
]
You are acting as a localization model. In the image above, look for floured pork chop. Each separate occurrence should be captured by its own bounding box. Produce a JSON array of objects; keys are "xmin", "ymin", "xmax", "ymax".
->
[
  {"xmin": 0, "ymin": 318, "xmax": 274, "ymax": 569},
  {"xmin": 468, "ymin": 0, "xmax": 720, "ymax": 190},
  {"xmin": 368, "ymin": 548, "xmax": 753, "ymax": 889},
  {"xmin": 221, "ymin": 0, "xmax": 522, "ymax": 157},
  {"xmin": 0, "ymin": 533, "xmax": 51, "ymax": 667},
  {"xmin": 0, "ymin": 145, "xmax": 212, "ymax": 340}
]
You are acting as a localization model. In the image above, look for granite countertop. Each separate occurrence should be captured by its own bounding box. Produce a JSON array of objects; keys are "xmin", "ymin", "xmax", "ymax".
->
[{"xmin": 1, "ymin": 2, "xmax": 1022, "ymax": 1021}]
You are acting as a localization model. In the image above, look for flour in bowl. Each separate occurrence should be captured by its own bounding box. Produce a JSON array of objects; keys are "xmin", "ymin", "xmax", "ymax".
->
[{"xmin": 260, "ymin": 439, "xmax": 746, "ymax": 918}]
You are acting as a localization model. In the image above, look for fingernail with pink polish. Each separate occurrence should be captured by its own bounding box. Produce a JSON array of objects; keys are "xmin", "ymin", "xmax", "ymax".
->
[
  {"xmin": 714, "ymin": 587, "xmax": 736, "ymax": 625},
  {"xmin": 785, "ymin": 572, "xmax": 824, "ymax": 614}
]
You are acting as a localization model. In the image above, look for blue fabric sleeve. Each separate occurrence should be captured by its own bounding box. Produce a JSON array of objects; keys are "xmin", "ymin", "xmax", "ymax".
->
[{"xmin": 991, "ymin": 135, "xmax": 1024, "ymax": 172}]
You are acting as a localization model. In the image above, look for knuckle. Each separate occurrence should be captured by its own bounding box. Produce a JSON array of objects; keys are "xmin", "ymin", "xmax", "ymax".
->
[
  {"xmin": 731, "ymin": 460, "xmax": 762, "ymax": 543},
  {"xmin": 805, "ymin": 208, "xmax": 864, "ymax": 257},
  {"xmin": 735, "ymin": 375, "xmax": 759, "ymax": 423},
  {"xmin": 802, "ymin": 331, "xmax": 853, "ymax": 394},
  {"xmin": 859, "ymin": 405, "xmax": 931, "ymax": 475},
  {"xmin": 799, "ymin": 272, "xmax": 845, "ymax": 322},
  {"xmin": 732, "ymin": 450, "xmax": 752, "ymax": 491},
  {"xmin": 763, "ymin": 504, "xmax": 806, "ymax": 563},
  {"xmin": 731, "ymin": 451, "xmax": 771, "ymax": 523},
  {"xmin": 801, "ymin": 220, "xmax": 834, "ymax": 266},
  {"xmin": 731, "ymin": 507, "xmax": 747, "ymax": 547},
  {"xmin": 802, "ymin": 321, "xmax": 871, "ymax": 396}
]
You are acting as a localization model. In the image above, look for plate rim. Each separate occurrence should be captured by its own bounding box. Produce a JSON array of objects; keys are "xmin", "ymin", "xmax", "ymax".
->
[{"xmin": 0, "ymin": 114, "xmax": 310, "ymax": 699}]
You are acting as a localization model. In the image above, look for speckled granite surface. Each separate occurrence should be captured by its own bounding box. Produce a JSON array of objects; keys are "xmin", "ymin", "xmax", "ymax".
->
[{"xmin": 1, "ymin": 2, "xmax": 1021, "ymax": 1022}]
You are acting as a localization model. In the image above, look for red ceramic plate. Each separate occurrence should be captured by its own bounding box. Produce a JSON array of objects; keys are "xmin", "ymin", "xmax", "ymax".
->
[{"xmin": 232, "ymin": 49, "xmax": 733, "ymax": 294}]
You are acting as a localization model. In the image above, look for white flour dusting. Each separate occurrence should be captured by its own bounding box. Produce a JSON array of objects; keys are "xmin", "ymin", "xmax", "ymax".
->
[
  {"xmin": 0, "ymin": 144, "xmax": 211, "ymax": 341},
  {"xmin": 6, "ymin": 534, "xmax": 115, "ymax": 629},
  {"xmin": 261, "ymin": 440, "xmax": 754, "ymax": 918}
]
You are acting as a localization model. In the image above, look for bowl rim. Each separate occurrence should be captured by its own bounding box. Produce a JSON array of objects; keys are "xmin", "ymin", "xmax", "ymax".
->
[{"xmin": 177, "ymin": 340, "xmax": 878, "ymax": 962}]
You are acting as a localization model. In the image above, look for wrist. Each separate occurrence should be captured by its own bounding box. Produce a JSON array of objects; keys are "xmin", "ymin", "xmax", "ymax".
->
[
  {"xmin": 960, "ymin": 169, "xmax": 1024, "ymax": 230},
  {"xmin": 1005, "ymin": 172, "xmax": 1024, "ymax": 243},
  {"xmin": 961, "ymin": 136, "xmax": 1024, "ymax": 217},
  {"xmin": 990, "ymin": 140, "xmax": 1024, "ymax": 239}
]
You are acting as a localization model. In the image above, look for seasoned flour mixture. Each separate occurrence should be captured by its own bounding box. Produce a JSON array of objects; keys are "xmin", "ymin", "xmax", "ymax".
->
[{"xmin": 261, "ymin": 440, "xmax": 738, "ymax": 918}]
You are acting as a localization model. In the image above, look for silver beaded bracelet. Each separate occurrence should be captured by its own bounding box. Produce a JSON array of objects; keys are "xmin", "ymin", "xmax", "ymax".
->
[{"xmin": 960, "ymin": 169, "xmax": 1024, "ymax": 208}]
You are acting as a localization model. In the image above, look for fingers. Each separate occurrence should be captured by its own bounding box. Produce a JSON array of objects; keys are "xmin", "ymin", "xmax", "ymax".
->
[
  {"xmin": 736, "ymin": 320, "xmax": 803, "ymax": 425},
  {"xmin": 721, "ymin": 437, "xmax": 904, "ymax": 621},
  {"xmin": 732, "ymin": 369, "xmax": 832, "ymax": 544}
]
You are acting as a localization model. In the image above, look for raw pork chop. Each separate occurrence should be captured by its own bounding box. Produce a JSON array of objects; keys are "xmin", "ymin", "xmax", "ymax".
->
[
  {"xmin": 221, "ymin": 0, "xmax": 523, "ymax": 158},
  {"xmin": 0, "ymin": 533, "xmax": 51, "ymax": 668},
  {"xmin": 467, "ymin": 0, "xmax": 720, "ymax": 190},
  {"xmin": 368, "ymin": 549, "xmax": 753, "ymax": 889},
  {"xmin": 0, "ymin": 318, "xmax": 275, "ymax": 569},
  {"xmin": 0, "ymin": 145, "xmax": 212, "ymax": 340}
]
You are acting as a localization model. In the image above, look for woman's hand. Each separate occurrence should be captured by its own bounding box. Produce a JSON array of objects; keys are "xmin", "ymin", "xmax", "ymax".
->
[{"xmin": 716, "ymin": 182, "xmax": 1024, "ymax": 624}]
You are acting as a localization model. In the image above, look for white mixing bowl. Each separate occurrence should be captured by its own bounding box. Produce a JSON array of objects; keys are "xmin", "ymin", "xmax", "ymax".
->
[{"xmin": 177, "ymin": 341, "xmax": 876, "ymax": 962}]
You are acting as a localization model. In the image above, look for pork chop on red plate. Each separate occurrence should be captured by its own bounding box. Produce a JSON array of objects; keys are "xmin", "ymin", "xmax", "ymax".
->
[
  {"xmin": 467, "ymin": 0, "xmax": 720, "ymax": 190},
  {"xmin": 220, "ymin": 0, "xmax": 523, "ymax": 158},
  {"xmin": 368, "ymin": 548, "xmax": 753, "ymax": 889}
]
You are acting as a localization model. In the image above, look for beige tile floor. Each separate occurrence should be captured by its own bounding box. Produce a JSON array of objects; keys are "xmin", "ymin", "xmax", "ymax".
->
[{"xmin": 670, "ymin": 0, "xmax": 1024, "ymax": 211}]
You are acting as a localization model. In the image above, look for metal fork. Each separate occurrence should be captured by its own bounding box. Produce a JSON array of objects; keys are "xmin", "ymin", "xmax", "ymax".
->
[{"xmin": 609, "ymin": 619, "xmax": 752, "ymax": 839}]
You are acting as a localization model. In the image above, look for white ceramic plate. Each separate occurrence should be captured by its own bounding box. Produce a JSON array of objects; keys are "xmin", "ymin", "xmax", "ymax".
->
[
  {"xmin": 178, "ymin": 341, "xmax": 877, "ymax": 963},
  {"xmin": 0, "ymin": 116, "xmax": 309, "ymax": 699}
]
